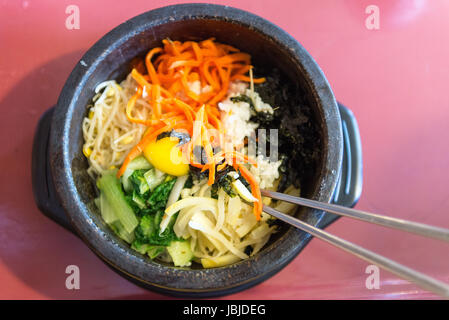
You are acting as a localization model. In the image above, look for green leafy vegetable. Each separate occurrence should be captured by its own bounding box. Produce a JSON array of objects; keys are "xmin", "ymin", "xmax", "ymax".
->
[
  {"xmin": 122, "ymin": 156, "xmax": 152, "ymax": 192},
  {"xmin": 129, "ymin": 169, "xmax": 150, "ymax": 195},
  {"xmin": 146, "ymin": 177, "xmax": 176, "ymax": 214},
  {"xmin": 97, "ymin": 171, "xmax": 139, "ymax": 234},
  {"xmin": 184, "ymin": 174, "xmax": 194, "ymax": 189},
  {"xmin": 134, "ymin": 214, "xmax": 155, "ymax": 241},
  {"xmin": 131, "ymin": 241, "xmax": 165, "ymax": 259},
  {"xmin": 110, "ymin": 220, "xmax": 135, "ymax": 244},
  {"xmin": 144, "ymin": 168, "xmax": 166, "ymax": 191},
  {"xmin": 146, "ymin": 246, "xmax": 166, "ymax": 259},
  {"xmin": 131, "ymin": 191, "xmax": 146, "ymax": 210},
  {"xmin": 98, "ymin": 192, "xmax": 118, "ymax": 224},
  {"xmin": 133, "ymin": 211, "xmax": 178, "ymax": 247}
]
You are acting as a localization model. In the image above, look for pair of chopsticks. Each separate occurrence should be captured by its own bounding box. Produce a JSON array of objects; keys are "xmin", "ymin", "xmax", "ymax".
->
[{"xmin": 261, "ymin": 189, "xmax": 449, "ymax": 298}]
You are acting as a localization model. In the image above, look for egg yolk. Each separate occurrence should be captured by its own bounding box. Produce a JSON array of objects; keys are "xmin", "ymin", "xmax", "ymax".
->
[{"xmin": 143, "ymin": 137, "xmax": 189, "ymax": 176}]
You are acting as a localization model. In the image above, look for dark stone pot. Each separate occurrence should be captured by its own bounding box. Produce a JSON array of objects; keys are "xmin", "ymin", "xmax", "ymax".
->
[{"xmin": 32, "ymin": 4, "xmax": 362, "ymax": 297}]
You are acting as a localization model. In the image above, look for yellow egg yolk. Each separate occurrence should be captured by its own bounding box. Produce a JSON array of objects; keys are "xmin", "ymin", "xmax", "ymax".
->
[{"xmin": 143, "ymin": 137, "xmax": 189, "ymax": 176}]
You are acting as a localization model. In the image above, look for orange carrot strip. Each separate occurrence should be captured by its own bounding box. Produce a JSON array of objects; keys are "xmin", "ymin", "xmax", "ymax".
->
[
  {"xmin": 237, "ymin": 164, "xmax": 262, "ymax": 220},
  {"xmin": 202, "ymin": 60, "xmax": 219, "ymax": 90},
  {"xmin": 207, "ymin": 111, "xmax": 222, "ymax": 131},
  {"xmin": 162, "ymin": 39, "xmax": 181, "ymax": 56},
  {"xmin": 169, "ymin": 60, "xmax": 201, "ymax": 69},
  {"xmin": 208, "ymin": 67, "xmax": 230, "ymax": 105},
  {"xmin": 131, "ymin": 68, "xmax": 152, "ymax": 90},
  {"xmin": 145, "ymin": 47, "xmax": 163, "ymax": 85},
  {"xmin": 167, "ymin": 51, "xmax": 195, "ymax": 66},
  {"xmin": 231, "ymin": 64, "xmax": 253, "ymax": 77},
  {"xmin": 211, "ymin": 68, "xmax": 220, "ymax": 89},
  {"xmin": 152, "ymin": 84, "xmax": 161, "ymax": 118},
  {"xmin": 188, "ymin": 72, "xmax": 200, "ymax": 82},
  {"xmin": 232, "ymin": 74, "xmax": 266, "ymax": 83},
  {"xmin": 173, "ymin": 98, "xmax": 195, "ymax": 122},
  {"xmin": 168, "ymin": 79, "xmax": 183, "ymax": 95},
  {"xmin": 192, "ymin": 42, "xmax": 203, "ymax": 62},
  {"xmin": 160, "ymin": 111, "xmax": 183, "ymax": 119},
  {"xmin": 125, "ymin": 86, "xmax": 157, "ymax": 126}
]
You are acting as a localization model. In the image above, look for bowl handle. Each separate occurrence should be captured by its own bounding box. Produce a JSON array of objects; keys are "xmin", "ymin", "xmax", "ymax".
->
[
  {"xmin": 332, "ymin": 102, "xmax": 363, "ymax": 208},
  {"xmin": 31, "ymin": 107, "xmax": 77, "ymax": 234}
]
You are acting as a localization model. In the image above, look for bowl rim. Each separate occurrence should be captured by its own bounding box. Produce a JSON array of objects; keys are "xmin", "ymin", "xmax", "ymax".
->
[{"xmin": 49, "ymin": 3, "xmax": 343, "ymax": 295}]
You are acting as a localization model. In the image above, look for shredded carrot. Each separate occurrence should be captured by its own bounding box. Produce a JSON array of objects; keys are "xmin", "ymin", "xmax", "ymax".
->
[
  {"xmin": 116, "ymin": 39, "xmax": 266, "ymax": 219},
  {"xmin": 237, "ymin": 164, "xmax": 262, "ymax": 221},
  {"xmin": 232, "ymin": 74, "xmax": 266, "ymax": 83},
  {"xmin": 172, "ymin": 98, "xmax": 195, "ymax": 123}
]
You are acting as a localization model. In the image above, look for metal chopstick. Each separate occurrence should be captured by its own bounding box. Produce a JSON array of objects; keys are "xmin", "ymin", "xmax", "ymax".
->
[
  {"xmin": 262, "ymin": 204, "xmax": 449, "ymax": 298},
  {"xmin": 261, "ymin": 189, "xmax": 449, "ymax": 243}
]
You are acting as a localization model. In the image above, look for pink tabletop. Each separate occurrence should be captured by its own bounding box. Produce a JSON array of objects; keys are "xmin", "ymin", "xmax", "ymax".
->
[{"xmin": 1, "ymin": 0, "xmax": 448, "ymax": 300}]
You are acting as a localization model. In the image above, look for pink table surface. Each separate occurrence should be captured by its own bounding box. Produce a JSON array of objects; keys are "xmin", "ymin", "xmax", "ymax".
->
[{"xmin": 1, "ymin": 0, "xmax": 448, "ymax": 300}]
